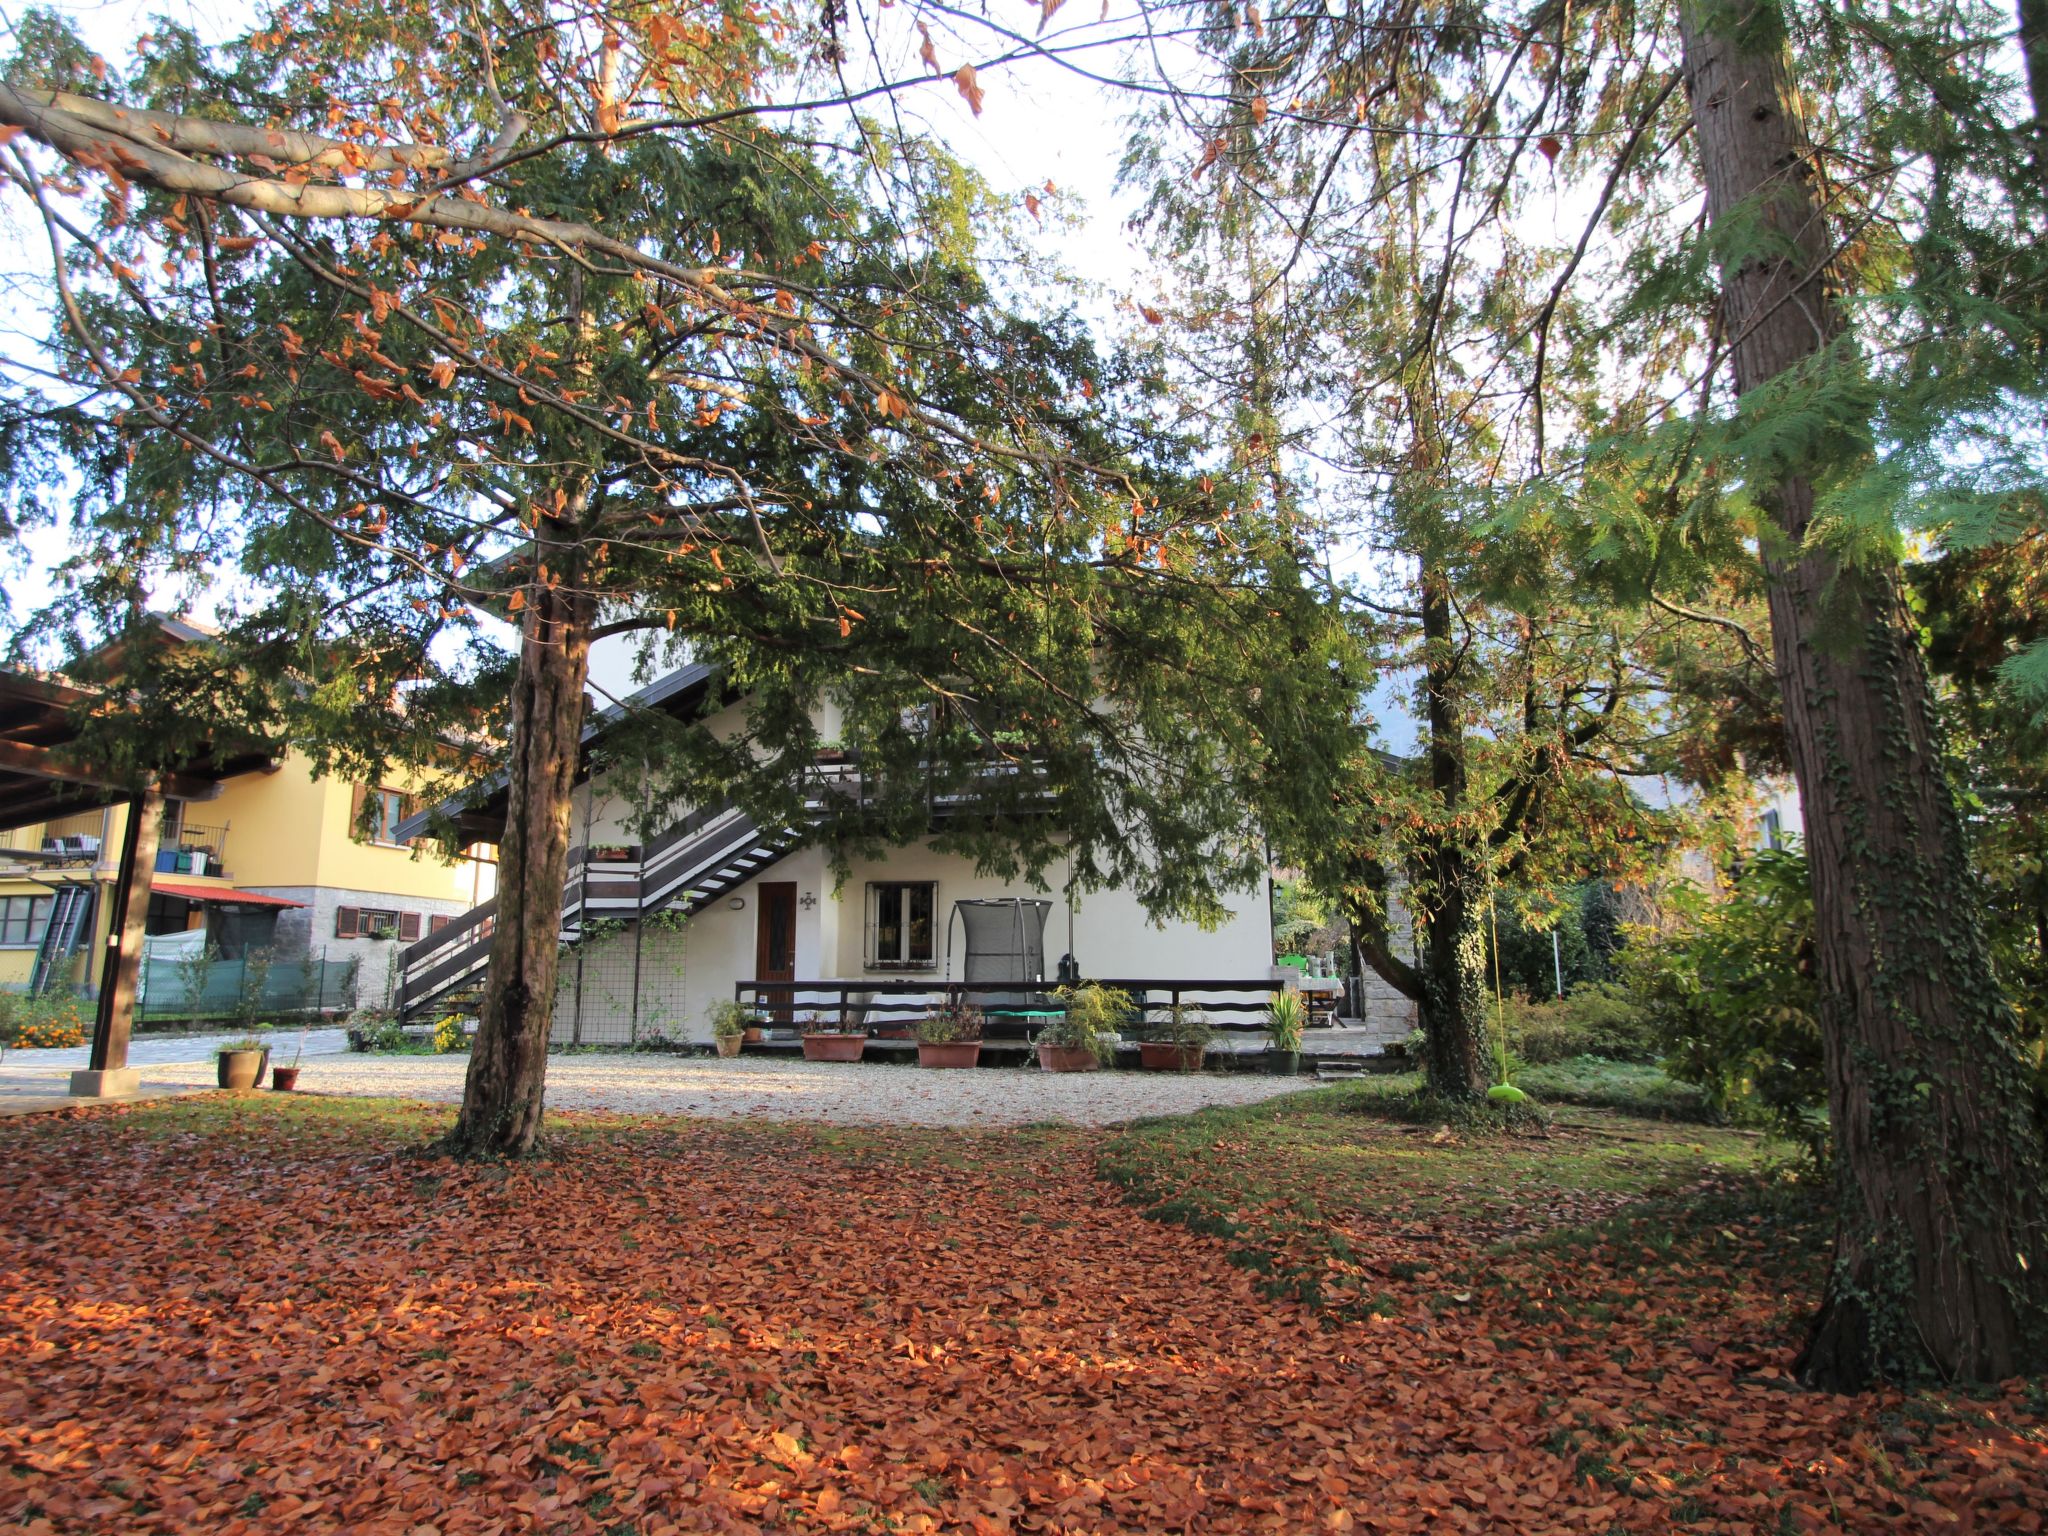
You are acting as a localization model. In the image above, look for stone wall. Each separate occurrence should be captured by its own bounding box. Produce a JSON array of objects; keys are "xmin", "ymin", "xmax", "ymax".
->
[
  {"xmin": 248, "ymin": 885, "xmax": 476, "ymax": 1011},
  {"xmin": 1351, "ymin": 968, "xmax": 1418, "ymax": 1048}
]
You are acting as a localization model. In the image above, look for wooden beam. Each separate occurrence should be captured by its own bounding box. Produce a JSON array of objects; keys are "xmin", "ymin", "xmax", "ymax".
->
[
  {"xmin": 0, "ymin": 737, "xmax": 222, "ymax": 802},
  {"xmin": 87, "ymin": 784, "xmax": 164, "ymax": 1075}
]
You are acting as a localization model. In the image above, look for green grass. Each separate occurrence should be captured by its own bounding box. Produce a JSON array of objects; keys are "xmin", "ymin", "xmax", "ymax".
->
[
  {"xmin": 1099, "ymin": 1079, "xmax": 1778, "ymax": 1317},
  {"xmin": 7, "ymin": 1092, "xmax": 454, "ymax": 1145},
  {"xmin": 1515, "ymin": 1056, "xmax": 1715, "ymax": 1119}
]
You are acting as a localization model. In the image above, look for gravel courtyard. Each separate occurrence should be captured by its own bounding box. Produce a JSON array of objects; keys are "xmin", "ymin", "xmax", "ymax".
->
[{"xmin": 138, "ymin": 1051, "xmax": 1320, "ymax": 1126}]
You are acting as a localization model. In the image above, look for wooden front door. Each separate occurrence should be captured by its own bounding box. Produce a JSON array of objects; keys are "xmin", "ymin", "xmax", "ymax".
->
[{"xmin": 755, "ymin": 881, "xmax": 797, "ymax": 1021}]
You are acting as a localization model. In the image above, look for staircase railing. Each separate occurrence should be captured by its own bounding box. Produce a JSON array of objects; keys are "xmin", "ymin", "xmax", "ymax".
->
[
  {"xmin": 394, "ymin": 801, "xmax": 795, "ymax": 1019},
  {"xmin": 393, "ymin": 756, "xmax": 1046, "ymax": 1019}
]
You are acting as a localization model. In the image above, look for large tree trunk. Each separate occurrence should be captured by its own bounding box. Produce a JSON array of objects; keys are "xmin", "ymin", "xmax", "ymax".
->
[
  {"xmin": 1414, "ymin": 857, "xmax": 1489, "ymax": 1097},
  {"xmin": 1679, "ymin": 1, "xmax": 2048, "ymax": 1387},
  {"xmin": 1413, "ymin": 565, "xmax": 1490, "ymax": 1099},
  {"xmin": 441, "ymin": 514, "xmax": 594, "ymax": 1159}
]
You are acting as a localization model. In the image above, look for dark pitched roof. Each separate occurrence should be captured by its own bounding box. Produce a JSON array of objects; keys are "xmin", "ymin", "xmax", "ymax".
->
[{"xmin": 393, "ymin": 661, "xmax": 723, "ymax": 845}]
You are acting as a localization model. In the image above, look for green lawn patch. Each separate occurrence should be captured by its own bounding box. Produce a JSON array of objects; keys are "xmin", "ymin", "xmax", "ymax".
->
[{"xmin": 1100, "ymin": 1079, "xmax": 1773, "ymax": 1317}]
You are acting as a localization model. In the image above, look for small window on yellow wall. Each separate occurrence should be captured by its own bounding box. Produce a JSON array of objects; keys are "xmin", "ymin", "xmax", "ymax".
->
[{"xmin": 353, "ymin": 786, "xmax": 413, "ymax": 847}]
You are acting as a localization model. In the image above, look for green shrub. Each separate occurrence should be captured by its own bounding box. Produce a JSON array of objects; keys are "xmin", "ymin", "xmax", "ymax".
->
[
  {"xmin": 1621, "ymin": 850, "xmax": 1828, "ymax": 1162},
  {"xmin": 0, "ymin": 992, "xmax": 91, "ymax": 1051},
  {"xmin": 1504, "ymin": 982, "xmax": 1658, "ymax": 1064},
  {"xmin": 1046, "ymin": 984, "xmax": 1132, "ymax": 1061},
  {"xmin": 1493, "ymin": 880, "xmax": 1629, "ymax": 997},
  {"xmin": 432, "ymin": 1014, "xmax": 467, "ymax": 1054},
  {"xmin": 347, "ymin": 1009, "xmax": 411, "ymax": 1053}
]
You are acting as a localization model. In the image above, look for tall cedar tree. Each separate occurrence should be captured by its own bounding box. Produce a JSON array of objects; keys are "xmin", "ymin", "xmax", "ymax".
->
[
  {"xmin": 0, "ymin": 2, "xmax": 1353, "ymax": 1156},
  {"xmin": 1119, "ymin": 0, "xmax": 2048, "ymax": 1383},
  {"xmin": 1675, "ymin": 0, "xmax": 2045, "ymax": 1386}
]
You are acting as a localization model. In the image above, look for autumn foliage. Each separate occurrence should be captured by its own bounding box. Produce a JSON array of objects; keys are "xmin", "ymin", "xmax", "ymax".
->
[{"xmin": 0, "ymin": 1094, "xmax": 2041, "ymax": 1534}]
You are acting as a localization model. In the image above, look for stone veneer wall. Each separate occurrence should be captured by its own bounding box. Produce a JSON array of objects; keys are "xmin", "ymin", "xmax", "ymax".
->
[
  {"xmin": 1349, "ymin": 969, "xmax": 1419, "ymax": 1049},
  {"xmin": 246, "ymin": 885, "xmax": 476, "ymax": 1011}
]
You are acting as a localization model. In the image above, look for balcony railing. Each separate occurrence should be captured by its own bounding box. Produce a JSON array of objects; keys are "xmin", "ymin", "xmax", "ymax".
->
[
  {"xmin": 731, "ymin": 977, "xmax": 1298, "ymax": 1035},
  {"xmin": 156, "ymin": 818, "xmax": 231, "ymax": 878}
]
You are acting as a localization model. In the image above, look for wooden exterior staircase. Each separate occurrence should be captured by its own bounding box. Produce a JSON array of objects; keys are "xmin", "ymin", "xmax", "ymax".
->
[{"xmin": 393, "ymin": 801, "xmax": 798, "ymax": 1020}]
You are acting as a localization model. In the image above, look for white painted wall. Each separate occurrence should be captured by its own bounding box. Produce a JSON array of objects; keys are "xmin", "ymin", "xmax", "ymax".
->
[
  {"xmin": 548, "ymin": 681, "xmax": 1278, "ymax": 1040},
  {"xmin": 584, "ymin": 629, "xmax": 695, "ymax": 711},
  {"xmin": 559, "ymin": 838, "xmax": 1274, "ymax": 1041}
]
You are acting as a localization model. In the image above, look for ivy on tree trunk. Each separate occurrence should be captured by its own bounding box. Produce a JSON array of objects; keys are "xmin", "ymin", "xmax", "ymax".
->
[{"xmin": 1678, "ymin": 0, "xmax": 2048, "ymax": 1387}]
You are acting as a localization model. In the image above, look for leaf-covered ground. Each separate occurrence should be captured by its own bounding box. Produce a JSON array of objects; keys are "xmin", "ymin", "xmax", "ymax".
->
[{"xmin": 0, "ymin": 1089, "xmax": 2042, "ymax": 1534}]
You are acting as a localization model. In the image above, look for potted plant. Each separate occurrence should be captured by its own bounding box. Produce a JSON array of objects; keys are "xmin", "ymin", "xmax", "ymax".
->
[
  {"xmin": 1039, "ymin": 984, "xmax": 1130, "ymax": 1072},
  {"xmin": 708, "ymin": 999, "xmax": 750, "ymax": 1058},
  {"xmin": 916, "ymin": 1000, "xmax": 984, "ymax": 1068},
  {"xmin": 1265, "ymin": 990, "xmax": 1306, "ymax": 1075},
  {"xmin": 799, "ymin": 1011, "xmax": 867, "ymax": 1063},
  {"xmin": 272, "ymin": 1025, "xmax": 307, "ymax": 1090},
  {"xmin": 216, "ymin": 1036, "xmax": 271, "ymax": 1090},
  {"xmin": 1139, "ymin": 1005, "xmax": 1213, "ymax": 1072}
]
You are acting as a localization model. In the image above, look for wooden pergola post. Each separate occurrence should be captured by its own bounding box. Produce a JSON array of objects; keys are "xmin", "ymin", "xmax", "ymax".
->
[{"xmin": 71, "ymin": 780, "xmax": 164, "ymax": 1098}]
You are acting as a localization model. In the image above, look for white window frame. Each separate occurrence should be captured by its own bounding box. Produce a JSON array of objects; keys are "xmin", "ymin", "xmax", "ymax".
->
[{"xmin": 865, "ymin": 881, "xmax": 938, "ymax": 970}]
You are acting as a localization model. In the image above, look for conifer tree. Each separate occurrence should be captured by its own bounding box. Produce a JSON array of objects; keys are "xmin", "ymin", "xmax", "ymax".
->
[
  {"xmin": 1, "ymin": 1, "xmax": 1352, "ymax": 1156},
  {"xmin": 1116, "ymin": 0, "xmax": 2048, "ymax": 1383}
]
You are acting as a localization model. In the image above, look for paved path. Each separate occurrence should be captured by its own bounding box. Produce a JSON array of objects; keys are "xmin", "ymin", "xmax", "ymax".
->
[
  {"xmin": 130, "ymin": 1051, "xmax": 1318, "ymax": 1128},
  {"xmin": 0, "ymin": 1026, "xmax": 348, "ymax": 1081}
]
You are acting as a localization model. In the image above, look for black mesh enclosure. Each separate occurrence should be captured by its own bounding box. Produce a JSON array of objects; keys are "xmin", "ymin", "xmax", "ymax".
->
[{"xmin": 951, "ymin": 898, "xmax": 1050, "ymax": 986}]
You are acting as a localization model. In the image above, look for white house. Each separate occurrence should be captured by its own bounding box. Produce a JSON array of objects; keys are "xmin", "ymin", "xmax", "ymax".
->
[{"xmin": 394, "ymin": 660, "xmax": 1283, "ymax": 1044}]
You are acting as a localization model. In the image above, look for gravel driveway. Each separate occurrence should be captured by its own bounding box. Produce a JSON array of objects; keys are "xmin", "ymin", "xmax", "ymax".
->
[{"xmin": 139, "ymin": 1052, "xmax": 1319, "ymax": 1127}]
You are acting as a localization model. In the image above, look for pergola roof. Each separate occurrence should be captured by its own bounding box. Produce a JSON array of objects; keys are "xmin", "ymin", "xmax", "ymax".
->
[{"xmin": 0, "ymin": 670, "xmax": 273, "ymax": 831}]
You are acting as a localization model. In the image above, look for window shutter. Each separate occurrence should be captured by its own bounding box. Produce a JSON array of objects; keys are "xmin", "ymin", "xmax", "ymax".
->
[
  {"xmin": 402, "ymin": 794, "xmax": 422, "ymax": 845},
  {"xmin": 398, "ymin": 911, "xmax": 422, "ymax": 941},
  {"xmin": 335, "ymin": 906, "xmax": 360, "ymax": 939},
  {"xmin": 863, "ymin": 883, "xmax": 879, "ymax": 968},
  {"xmin": 349, "ymin": 785, "xmax": 368, "ymax": 840},
  {"xmin": 429, "ymin": 914, "xmax": 451, "ymax": 935}
]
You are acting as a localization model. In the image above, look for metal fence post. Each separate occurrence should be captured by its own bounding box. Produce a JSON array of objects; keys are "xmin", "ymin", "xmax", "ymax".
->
[{"xmin": 629, "ymin": 917, "xmax": 644, "ymax": 1044}]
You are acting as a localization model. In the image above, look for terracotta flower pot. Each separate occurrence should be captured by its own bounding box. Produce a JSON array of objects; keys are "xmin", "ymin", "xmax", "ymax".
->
[
  {"xmin": 801, "ymin": 1033, "xmax": 867, "ymax": 1063},
  {"xmin": 1036, "ymin": 1043, "xmax": 1100, "ymax": 1073},
  {"xmin": 715, "ymin": 1035, "xmax": 743, "ymax": 1058},
  {"xmin": 270, "ymin": 1065, "xmax": 301, "ymax": 1092},
  {"xmin": 742, "ymin": 1027, "xmax": 764, "ymax": 1044},
  {"xmin": 917, "ymin": 1040, "xmax": 981, "ymax": 1069},
  {"xmin": 217, "ymin": 1048, "xmax": 270, "ymax": 1091},
  {"xmin": 1139, "ymin": 1042, "xmax": 1206, "ymax": 1073}
]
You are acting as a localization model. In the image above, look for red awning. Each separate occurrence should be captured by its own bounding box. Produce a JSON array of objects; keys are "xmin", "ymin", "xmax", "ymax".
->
[{"xmin": 150, "ymin": 881, "xmax": 305, "ymax": 908}]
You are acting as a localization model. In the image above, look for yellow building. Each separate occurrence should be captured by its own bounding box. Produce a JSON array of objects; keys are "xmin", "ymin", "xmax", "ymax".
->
[{"xmin": 0, "ymin": 748, "xmax": 495, "ymax": 1013}]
